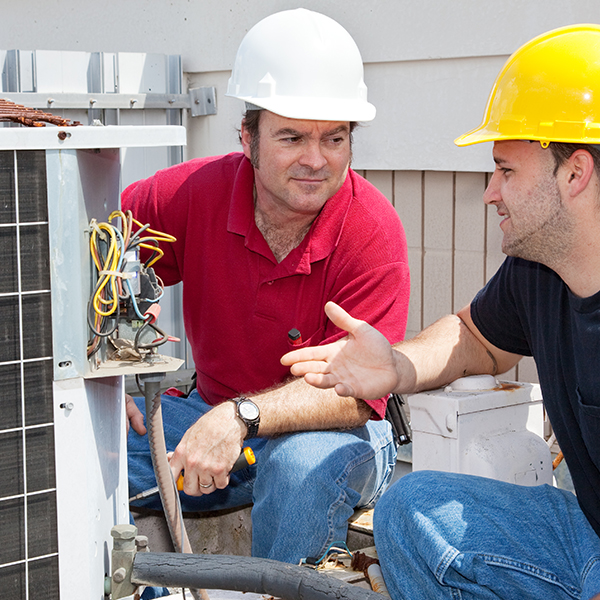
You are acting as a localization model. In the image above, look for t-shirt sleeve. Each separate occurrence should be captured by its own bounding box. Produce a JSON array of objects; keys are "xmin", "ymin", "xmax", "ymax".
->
[{"xmin": 470, "ymin": 257, "xmax": 533, "ymax": 357}]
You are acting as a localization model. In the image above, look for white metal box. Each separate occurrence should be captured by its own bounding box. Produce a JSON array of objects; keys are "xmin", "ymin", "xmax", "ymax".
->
[{"xmin": 408, "ymin": 375, "xmax": 552, "ymax": 486}]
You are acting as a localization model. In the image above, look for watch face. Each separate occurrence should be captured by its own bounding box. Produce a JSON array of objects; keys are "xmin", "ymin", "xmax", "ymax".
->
[{"xmin": 239, "ymin": 400, "xmax": 259, "ymax": 421}]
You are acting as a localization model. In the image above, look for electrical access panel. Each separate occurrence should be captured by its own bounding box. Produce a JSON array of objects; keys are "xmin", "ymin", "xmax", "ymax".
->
[{"xmin": 37, "ymin": 126, "xmax": 186, "ymax": 380}]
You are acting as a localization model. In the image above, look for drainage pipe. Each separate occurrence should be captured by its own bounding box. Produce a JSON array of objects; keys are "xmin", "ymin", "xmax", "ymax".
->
[{"xmin": 132, "ymin": 552, "xmax": 387, "ymax": 600}]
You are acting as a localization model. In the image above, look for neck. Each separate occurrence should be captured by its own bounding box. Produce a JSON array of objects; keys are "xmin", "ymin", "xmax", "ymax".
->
[
  {"xmin": 552, "ymin": 229, "xmax": 600, "ymax": 297},
  {"xmin": 254, "ymin": 204, "xmax": 313, "ymax": 263}
]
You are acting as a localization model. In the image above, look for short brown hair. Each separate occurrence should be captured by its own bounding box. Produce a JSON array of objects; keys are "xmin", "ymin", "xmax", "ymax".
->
[{"xmin": 549, "ymin": 142, "xmax": 600, "ymax": 180}]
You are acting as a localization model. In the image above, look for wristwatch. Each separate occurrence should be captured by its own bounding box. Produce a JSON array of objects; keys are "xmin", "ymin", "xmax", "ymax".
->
[{"xmin": 232, "ymin": 397, "xmax": 260, "ymax": 439}]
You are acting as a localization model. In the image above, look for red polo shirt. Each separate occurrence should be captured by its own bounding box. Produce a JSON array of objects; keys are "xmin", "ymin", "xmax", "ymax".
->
[{"xmin": 122, "ymin": 153, "xmax": 409, "ymax": 418}]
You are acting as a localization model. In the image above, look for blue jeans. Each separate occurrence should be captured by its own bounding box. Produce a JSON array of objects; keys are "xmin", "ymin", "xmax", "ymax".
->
[
  {"xmin": 128, "ymin": 390, "xmax": 397, "ymax": 563},
  {"xmin": 373, "ymin": 471, "xmax": 600, "ymax": 600}
]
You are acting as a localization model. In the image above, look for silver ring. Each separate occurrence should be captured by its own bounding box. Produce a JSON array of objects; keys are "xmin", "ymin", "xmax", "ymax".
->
[{"xmin": 199, "ymin": 481, "xmax": 213, "ymax": 489}]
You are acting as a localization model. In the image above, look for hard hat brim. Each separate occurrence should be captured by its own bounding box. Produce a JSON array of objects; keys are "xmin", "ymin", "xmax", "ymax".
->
[{"xmin": 228, "ymin": 94, "xmax": 376, "ymax": 123}]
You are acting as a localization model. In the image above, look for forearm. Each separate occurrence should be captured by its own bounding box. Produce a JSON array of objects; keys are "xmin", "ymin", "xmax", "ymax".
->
[
  {"xmin": 250, "ymin": 377, "xmax": 372, "ymax": 436},
  {"xmin": 391, "ymin": 311, "xmax": 517, "ymax": 394}
]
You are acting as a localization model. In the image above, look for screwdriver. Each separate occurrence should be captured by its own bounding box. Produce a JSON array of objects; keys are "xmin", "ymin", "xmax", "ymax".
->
[{"xmin": 129, "ymin": 446, "xmax": 256, "ymax": 503}]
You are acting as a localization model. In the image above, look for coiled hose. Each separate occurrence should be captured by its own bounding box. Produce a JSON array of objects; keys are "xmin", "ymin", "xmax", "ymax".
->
[{"xmin": 142, "ymin": 375, "xmax": 210, "ymax": 600}]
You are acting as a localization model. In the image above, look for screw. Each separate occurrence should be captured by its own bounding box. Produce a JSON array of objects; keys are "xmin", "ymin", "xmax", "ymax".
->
[
  {"xmin": 135, "ymin": 535, "xmax": 149, "ymax": 551},
  {"xmin": 112, "ymin": 567, "xmax": 127, "ymax": 583},
  {"xmin": 111, "ymin": 524, "xmax": 138, "ymax": 540},
  {"xmin": 57, "ymin": 131, "xmax": 67, "ymax": 141}
]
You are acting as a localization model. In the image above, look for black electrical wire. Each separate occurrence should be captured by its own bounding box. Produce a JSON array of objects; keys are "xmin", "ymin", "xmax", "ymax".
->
[
  {"xmin": 138, "ymin": 238, "xmax": 160, "ymax": 268},
  {"xmin": 127, "ymin": 222, "xmax": 151, "ymax": 248},
  {"xmin": 87, "ymin": 298, "xmax": 119, "ymax": 338},
  {"xmin": 134, "ymin": 320, "xmax": 169, "ymax": 353}
]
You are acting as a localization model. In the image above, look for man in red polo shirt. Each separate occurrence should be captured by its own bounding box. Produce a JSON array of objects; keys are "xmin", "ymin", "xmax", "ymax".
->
[{"xmin": 125, "ymin": 8, "xmax": 409, "ymax": 564}]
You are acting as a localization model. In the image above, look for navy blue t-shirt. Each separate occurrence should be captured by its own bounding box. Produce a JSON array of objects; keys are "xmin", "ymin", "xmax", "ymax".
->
[{"xmin": 471, "ymin": 256, "xmax": 600, "ymax": 537}]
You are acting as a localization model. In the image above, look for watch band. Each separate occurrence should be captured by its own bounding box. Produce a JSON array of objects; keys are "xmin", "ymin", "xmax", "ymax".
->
[{"xmin": 233, "ymin": 397, "xmax": 260, "ymax": 440}]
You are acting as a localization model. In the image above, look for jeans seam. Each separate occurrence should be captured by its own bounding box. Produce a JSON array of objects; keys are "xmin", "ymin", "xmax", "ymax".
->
[
  {"xmin": 342, "ymin": 431, "xmax": 396, "ymax": 508},
  {"xmin": 582, "ymin": 555, "xmax": 600, "ymax": 586},
  {"xmin": 437, "ymin": 547, "xmax": 461, "ymax": 582},
  {"xmin": 478, "ymin": 553, "xmax": 580, "ymax": 598},
  {"xmin": 319, "ymin": 428, "xmax": 394, "ymax": 557}
]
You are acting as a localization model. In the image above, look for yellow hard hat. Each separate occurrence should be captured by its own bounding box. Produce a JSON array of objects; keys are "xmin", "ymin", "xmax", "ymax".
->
[{"xmin": 455, "ymin": 24, "xmax": 600, "ymax": 147}]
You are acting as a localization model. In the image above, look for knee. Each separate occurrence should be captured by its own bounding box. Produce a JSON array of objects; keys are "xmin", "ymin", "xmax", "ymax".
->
[
  {"xmin": 379, "ymin": 471, "xmax": 439, "ymax": 507},
  {"xmin": 374, "ymin": 471, "xmax": 442, "ymax": 534}
]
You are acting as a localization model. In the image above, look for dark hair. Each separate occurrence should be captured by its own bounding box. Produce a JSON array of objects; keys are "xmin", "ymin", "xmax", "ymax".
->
[
  {"xmin": 239, "ymin": 110, "xmax": 358, "ymax": 169},
  {"xmin": 549, "ymin": 142, "xmax": 600, "ymax": 180},
  {"xmin": 241, "ymin": 110, "xmax": 262, "ymax": 168}
]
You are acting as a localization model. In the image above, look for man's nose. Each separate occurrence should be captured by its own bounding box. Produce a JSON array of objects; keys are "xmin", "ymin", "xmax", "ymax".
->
[
  {"xmin": 298, "ymin": 142, "xmax": 328, "ymax": 171},
  {"xmin": 483, "ymin": 170, "xmax": 501, "ymax": 205}
]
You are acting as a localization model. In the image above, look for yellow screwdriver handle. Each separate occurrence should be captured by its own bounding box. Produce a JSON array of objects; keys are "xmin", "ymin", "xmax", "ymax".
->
[{"xmin": 176, "ymin": 447, "xmax": 255, "ymax": 491}]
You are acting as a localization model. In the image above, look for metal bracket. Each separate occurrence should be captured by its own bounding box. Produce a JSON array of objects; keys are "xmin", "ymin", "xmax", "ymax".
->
[
  {"xmin": 189, "ymin": 87, "xmax": 217, "ymax": 117},
  {"xmin": 0, "ymin": 87, "xmax": 218, "ymax": 116}
]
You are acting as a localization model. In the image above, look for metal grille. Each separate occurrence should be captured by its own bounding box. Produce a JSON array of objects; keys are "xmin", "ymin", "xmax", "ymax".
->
[{"xmin": 0, "ymin": 149, "xmax": 59, "ymax": 600}]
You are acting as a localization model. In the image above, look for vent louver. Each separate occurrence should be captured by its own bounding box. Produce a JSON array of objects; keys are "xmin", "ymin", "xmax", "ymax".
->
[{"xmin": 0, "ymin": 149, "xmax": 58, "ymax": 599}]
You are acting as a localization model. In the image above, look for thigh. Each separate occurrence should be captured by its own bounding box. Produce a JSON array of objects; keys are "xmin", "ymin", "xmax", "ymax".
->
[
  {"xmin": 249, "ymin": 420, "xmax": 396, "ymax": 561},
  {"xmin": 374, "ymin": 471, "xmax": 600, "ymax": 600},
  {"xmin": 254, "ymin": 419, "xmax": 396, "ymax": 506}
]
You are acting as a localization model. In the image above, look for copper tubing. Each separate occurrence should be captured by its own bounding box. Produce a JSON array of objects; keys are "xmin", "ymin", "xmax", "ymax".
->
[{"xmin": 552, "ymin": 451, "xmax": 564, "ymax": 470}]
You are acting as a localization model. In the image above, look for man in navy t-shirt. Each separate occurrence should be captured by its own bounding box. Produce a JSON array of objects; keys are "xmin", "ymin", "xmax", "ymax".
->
[{"xmin": 283, "ymin": 25, "xmax": 600, "ymax": 599}]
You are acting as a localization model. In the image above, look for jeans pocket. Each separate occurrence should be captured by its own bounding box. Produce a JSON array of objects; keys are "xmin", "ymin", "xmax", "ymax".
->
[{"xmin": 576, "ymin": 386, "xmax": 600, "ymax": 469}]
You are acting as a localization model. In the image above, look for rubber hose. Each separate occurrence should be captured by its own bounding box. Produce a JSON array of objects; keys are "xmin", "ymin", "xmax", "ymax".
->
[
  {"xmin": 144, "ymin": 380, "xmax": 210, "ymax": 600},
  {"xmin": 132, "ymin": 552, "xmax": 388, "ymax": 600}
]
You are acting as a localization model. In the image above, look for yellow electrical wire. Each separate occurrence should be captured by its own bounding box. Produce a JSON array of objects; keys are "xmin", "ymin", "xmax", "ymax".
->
[
  {"xmin": 88, "ymin": 214, "xmax": 176, "ymax": 321},
  {"xmin": 90, "ymin": 221, "xmax": 120, "ymax": 316},
  {"xmin": 131, "ymin": 216, "xmax": 176, "ymax": 243}
]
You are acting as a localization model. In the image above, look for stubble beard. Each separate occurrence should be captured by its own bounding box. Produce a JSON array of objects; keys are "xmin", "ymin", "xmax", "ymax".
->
[{"xmin": 502, "ymin": 175, "xmax": 574, "ymax": 269}]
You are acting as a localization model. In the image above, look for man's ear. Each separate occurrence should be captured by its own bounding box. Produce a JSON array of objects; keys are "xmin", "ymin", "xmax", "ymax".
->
[
  {"xmin": 564, "ymin": 149, "xmax": 596, "ymax": 197},
  {"xmin": 240, "ymin": 122, "xmax": 252, "ymax": 161}
]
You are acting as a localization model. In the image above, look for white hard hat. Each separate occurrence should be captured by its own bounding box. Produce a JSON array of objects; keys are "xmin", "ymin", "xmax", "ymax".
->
[{"xmin": 226, "ymin": 8, "xmax": 376, "ymax": 122}]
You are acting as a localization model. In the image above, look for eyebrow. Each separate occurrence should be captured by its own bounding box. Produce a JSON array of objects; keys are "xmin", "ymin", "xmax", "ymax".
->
[{"xmin": 273, "ymin": 125, "xmax": 350, "ymax": 138}]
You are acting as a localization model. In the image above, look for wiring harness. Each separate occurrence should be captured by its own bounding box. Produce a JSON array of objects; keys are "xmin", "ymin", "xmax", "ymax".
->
[{"xmin": 87, "ymin": 210, "xmax": 176, "ymax": 361}]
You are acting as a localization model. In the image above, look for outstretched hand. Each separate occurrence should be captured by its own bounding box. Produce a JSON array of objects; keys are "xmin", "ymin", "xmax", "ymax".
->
[{"xmin": 281, "ymin": 302, "xmax": 399, "ymax": 400}]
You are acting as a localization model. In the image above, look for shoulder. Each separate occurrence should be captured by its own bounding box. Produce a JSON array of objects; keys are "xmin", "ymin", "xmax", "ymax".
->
[
  {"xmin": 348, "ymin": 170, "xmax": 403, "ymax": 227},
  {"xmin": 342, "ymin": 170, "xmax": 406, "ymax": 251},
  {"xmin": 123, "ymin": 152, "xmax": 248, "ymax": 205},
  {"xmin": 483, "ymin": 257, "xmax": 560, "ymax": 293},
  {"xmin": 472, "ymin": 257, "xmax": 563, "ymax": 325},
  {"xmin": 152, "ymin": 152, "xmax": 246, "ymax": 186}
]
